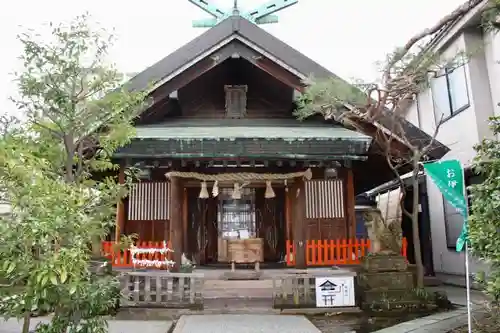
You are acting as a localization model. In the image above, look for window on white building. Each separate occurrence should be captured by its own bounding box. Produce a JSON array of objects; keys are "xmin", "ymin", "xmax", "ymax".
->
[{"xmin": 430, "ymin": 64, "xmax": 470, "ymax": 124}]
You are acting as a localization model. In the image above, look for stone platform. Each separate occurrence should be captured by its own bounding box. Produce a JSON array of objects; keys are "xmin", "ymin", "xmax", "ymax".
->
[
  {"xmin": 0, "ymin": 319, "xmax": 174, "ymax": 333},
  {"xmin": 172, "ymin": 314, "xmax": 321, "ymax": 333}
]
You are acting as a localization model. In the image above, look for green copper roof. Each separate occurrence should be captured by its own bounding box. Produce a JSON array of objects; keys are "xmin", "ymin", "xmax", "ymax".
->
[
  {"xmin": 116, "ymin": 120, "xmax": 373, "ymax": 159},
  {"xmin": 134, "ymin": 125, "xmax": 371, "ymax": 141}
]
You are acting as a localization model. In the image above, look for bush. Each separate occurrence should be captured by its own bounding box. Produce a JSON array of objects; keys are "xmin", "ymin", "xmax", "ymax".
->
[{"xmin": 469, "ymin": 116, "xmax": 500, "ymax": 304}]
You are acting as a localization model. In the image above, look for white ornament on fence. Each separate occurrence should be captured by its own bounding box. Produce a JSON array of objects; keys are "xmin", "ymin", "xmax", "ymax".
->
[{"xmin": 129, "ymin": 241, "xmax": 175, "ymax": 269}]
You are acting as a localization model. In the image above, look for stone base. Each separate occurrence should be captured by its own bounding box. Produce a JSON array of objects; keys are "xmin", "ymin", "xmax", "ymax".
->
[
  {"xmin": 223, "ymin": 271, "xmax": 262, "ymax": 280},
  {"xmin": 358, "ymin": 271, "xmax": 414, "ymax": 290},
  {"xmin": 360, "ymin": 289, "xmax": 417, "ymax": 304},
  {"xmin": 359, "ymin": 289, "xmax": 445, "ymax": 313},
  {"xmin": 361, "ymin": 253, "xmax": 408, "ymax": 272}
]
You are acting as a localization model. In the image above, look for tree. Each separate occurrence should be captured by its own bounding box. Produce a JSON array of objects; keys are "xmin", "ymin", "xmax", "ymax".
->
[
  {"xmin": 469, "ymin": 116, "xmax": 500, "ymax": 303},
  {"xmin": 0, "ymin": 13, "xmax": 147, "ymax": 332},
  {"xmin": 12, "ymin": 13, "xmax": 147, "ymax": 256},
  {"xmin": 294, "ymin": 0, "xmax": 491, "ymax": 287},
  {"xmin": 295, "ymin": 77, "xmax": 441, "ymax": 289},
  {"xmin": 0, "ymin": 135, "xmax": 120, "ymax": 333}
]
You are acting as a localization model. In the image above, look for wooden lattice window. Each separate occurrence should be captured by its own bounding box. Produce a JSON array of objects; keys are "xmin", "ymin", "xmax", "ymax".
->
[
  {"xmin": 305, "ymin": 180, "xmax": 345, "ymax": 219},
  {"xmin": 217, "ymin": 188, "xmax": 256, "ymax": 239},
  {"xmin": 128, "ymin": 182, "xmax": 170, "ymax": 220},
  {"xmin": 224, "ymin": 85, "xmax": 248, "ymax": 118}
]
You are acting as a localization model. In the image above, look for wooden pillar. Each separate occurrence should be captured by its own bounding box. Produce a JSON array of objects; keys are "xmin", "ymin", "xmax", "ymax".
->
[
  {"xmin": 182, "ymin": 188, "xmax": 188, "ymax": 254},
  {"xmin": 285, "ymin": 188, "xmax": 292, "ymax": 242},
  {"xmin": 114, "ymin": 163, "xmax": 126, "ymax": 242},
  {"xmin": 170, "ymin": 176, "xmax": 183, "ymax": 272},
  {"xmin": 346, "ymin": 168, "xmax": 356, "ymax": 239},
  {"xmin": 293, "ymin": 178, "xmax": 306, "ymax": 269}
]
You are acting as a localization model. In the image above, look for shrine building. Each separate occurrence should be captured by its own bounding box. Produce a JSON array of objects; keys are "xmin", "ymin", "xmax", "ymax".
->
[{"xmin": 110, "ymin": 0, "xmax": 449, "ymax": 270}]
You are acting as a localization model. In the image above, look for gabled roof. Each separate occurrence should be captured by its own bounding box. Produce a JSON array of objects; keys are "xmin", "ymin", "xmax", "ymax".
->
[
  {"xmin": 126, "ymin": 15, "xmax": 340, "ymax": 93},
  {"xmin": 421, "ymin": 0, "xmax": 487, "ymax": 54},
  {"xmin": 124, "ymin": 14, "xmax": 449, "ymax": 162}
]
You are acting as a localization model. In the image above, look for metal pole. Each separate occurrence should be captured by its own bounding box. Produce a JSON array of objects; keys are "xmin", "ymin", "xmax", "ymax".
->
[
  {"xmin": 462, "ymin": 162, "xmax": 472, "ymax": 333},
  {"xmin": 464, "ymin": 242, "xmax": 472, "ymax": 333}
]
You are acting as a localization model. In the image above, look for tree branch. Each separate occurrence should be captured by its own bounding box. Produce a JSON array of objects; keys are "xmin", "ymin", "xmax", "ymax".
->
[{"xmin": 383, "ymin": 0, "xmax": 484, "ymax": 85}]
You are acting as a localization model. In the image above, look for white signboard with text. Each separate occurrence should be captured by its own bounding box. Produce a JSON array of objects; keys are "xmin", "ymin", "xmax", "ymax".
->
[{"xmin": 315, "ymin": 276, "xmax": 355, "ymax": 307}]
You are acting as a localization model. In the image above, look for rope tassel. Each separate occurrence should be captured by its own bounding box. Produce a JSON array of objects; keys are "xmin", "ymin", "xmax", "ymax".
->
[
  {"xmin": 232, "ymin": 182, "xmax": 242, "ymax": 199},
  {"xmin": 265, "ymin": 180, "xmax": 275, "ymax": 199},
  {"xmin": 212, "ymin": 180, "xmax": 219, "ymax": 197},
  {"xmin": 199, "ymin": 181, "xmax": 209, "ymax": 199}
]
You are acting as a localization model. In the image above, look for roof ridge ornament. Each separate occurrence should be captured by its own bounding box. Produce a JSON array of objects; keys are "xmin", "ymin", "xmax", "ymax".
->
[{"xmin": 188, "ymin": 0, "xmax": 298, "ymax": 28}]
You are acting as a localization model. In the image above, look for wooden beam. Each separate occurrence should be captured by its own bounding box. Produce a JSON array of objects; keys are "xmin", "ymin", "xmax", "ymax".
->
[
  {"xmin": 293, "ymin": 178, "xmax": 306, "ymax": 268},
  {"xmin": 137, "ymin": 97, "xmax": 172, "ymax": 123},
  {"xmin": 114, "ymin": 163, "xmax": 126, "ymax": 242},
  {"xmin": 255, "ymin": 58, "xmax": 305, "ymax": 92},
  {"xmin": 183, "ymin": 188, "xmax": 188, "ymax": 254},
  {"xmin": 151, "ymin": 43, "xmax": 240, "ymax": 104},
  {"xmin": 345, "ymin": 168, "xmax": 356, "ymax": 239},
  {"xmin": 285, "ymin": 188, "xmax": 291, "ymax": 242},
  {"xmin": 349, "ymin": 118, "xmax": 411, "ymax": 158},
  {"xmin": 232, "ymin": 42, "xmax": 306, "ymax": 92},
  {"xmin": 170, "ymin": 176, "xmax": 183, "ymax": 271}
]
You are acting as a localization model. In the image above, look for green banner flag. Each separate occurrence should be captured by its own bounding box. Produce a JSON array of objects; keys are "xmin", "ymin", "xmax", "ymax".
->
[{"xmin": 423, "ymin": 159, "xmax": 468, "ymax": 252}]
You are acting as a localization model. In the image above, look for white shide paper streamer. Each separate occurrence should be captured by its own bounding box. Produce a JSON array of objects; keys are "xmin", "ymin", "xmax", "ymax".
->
[{"xmin": 130, "ymin": 241, "xmax": 175, "ymax": 268}]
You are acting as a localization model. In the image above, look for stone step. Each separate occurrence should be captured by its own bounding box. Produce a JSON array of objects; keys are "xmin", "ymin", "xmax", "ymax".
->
[
  {"xmin": 203, "ymin": 279, "xmax": 275, "ymax": 289},
  {"xmin": 203, "ymin": 279, "xmax": 276, "ymax": 299},
  {"xmin": 204, "ymin": 288, "xmax": 274, "ymax": 299},
  {"xmin": 203, "ymin": 297, "xmax": 274, "ymax": 309}
]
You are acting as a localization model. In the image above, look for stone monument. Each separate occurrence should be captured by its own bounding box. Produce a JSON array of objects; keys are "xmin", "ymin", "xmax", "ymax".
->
[{"xmin": 355, "ymin": 198, "xmax": 415, "ymax": 312}]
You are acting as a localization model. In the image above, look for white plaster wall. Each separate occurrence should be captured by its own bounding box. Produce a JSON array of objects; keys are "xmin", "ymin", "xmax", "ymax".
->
[
  {"xmin": 404, "ymin": 32, "xmax": 494, "ymax": 275},
  {"xmin": 405, "ymin": 98, "xmax": 420, "ymax": 128},
  {"xmin": 484, "ymin": 30, "xmax": 500, "ymax": 118},
  {"xmin": 418, "ymin": 35, "xmax": 480, "ymax": 165}
]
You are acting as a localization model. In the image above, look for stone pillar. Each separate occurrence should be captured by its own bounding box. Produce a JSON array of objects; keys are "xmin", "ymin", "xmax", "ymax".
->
[
  {"xmin": 170, "ymin": 176, "xmax": 183, "ymax": 272},
  {"xmin": 293, "ymin": 178, "xmax": 306, "ymax": 269}
]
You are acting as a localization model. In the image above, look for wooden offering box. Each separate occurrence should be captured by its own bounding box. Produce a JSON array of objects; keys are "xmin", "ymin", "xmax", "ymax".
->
[{"xmin": 228, "ymin": 238, "xmax": 264, "ymax": 264}]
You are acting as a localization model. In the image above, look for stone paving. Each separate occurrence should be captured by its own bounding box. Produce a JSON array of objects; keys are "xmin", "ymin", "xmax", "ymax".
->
[
  {"xmin": 0, "ymin": 319, "xmax": 174, "ymax": 333},
  {"xmin": 0, "ymin": 285, "xmax": 489, "ymax": 333},
  {"xmin": 428, "ymin": 285, "xmax": 487, "ymax": 306},
  {"xmin": 372, "ymin": 285, "xmax": 489, "ymax": 333},
  {"xmin": 373, "ymin": 306, "xmax": 486, "ymax": 333},
  {"xmin": 172, "ymin": 314, "xmax": 321, "ymax": 333}
]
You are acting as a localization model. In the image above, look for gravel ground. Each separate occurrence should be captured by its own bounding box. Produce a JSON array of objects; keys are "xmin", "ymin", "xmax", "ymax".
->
[{"xmin": 447, "ymin": 315, "xmax": 498, "ymax": 333}]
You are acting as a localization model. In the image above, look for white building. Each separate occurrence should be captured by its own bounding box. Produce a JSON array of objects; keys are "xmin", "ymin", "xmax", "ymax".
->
[{"xmin": 403, "ymin": 0, "xmax": 496, "ymax": 276}]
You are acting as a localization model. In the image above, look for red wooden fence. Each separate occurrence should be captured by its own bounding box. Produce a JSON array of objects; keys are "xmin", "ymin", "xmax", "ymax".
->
[
  {"xmin": 101, "ymin": 240, "xmax": 173, "ymax": 269},
  {"xmin": 102, "ymin": 238, "xmax": 408, "ymax": 269},
  {"xmin": 285, "ymin": 238, "xmax": 408, "ymax": 266}
]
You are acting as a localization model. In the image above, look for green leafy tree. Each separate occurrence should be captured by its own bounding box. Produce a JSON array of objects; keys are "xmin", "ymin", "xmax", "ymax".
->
[
  {"xmin": 0, "ymin": 13, "xmax": 147, "ymax": 332},
  {"xmin": 294, "ymin": 0, "xmax": 488, "ymax": 288},
  {"xmin": 469, "ymin": 116, "xmax": 500, "ymax": 303},
  {"xmin": 469, "ymin": 0, "xmax": 500, "ymax": 308},
  {"xmin": 12, "ymin": 13, "xmax": 147, "ymax": 256},
  {"xmin": 0, "ymin": 136, "xmax": 120, "ymax": 333}
]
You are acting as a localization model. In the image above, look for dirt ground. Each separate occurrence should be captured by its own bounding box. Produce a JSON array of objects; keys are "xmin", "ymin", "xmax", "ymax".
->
[{"xmin": 448, "ymin": 315, "xmax": 498, "ymax": 333}]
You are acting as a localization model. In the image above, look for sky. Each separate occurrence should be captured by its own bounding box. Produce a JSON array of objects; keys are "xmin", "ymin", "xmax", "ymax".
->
[{"xmin": 0, "ymin": 0, "xmax": 466, "ymax": 116}]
